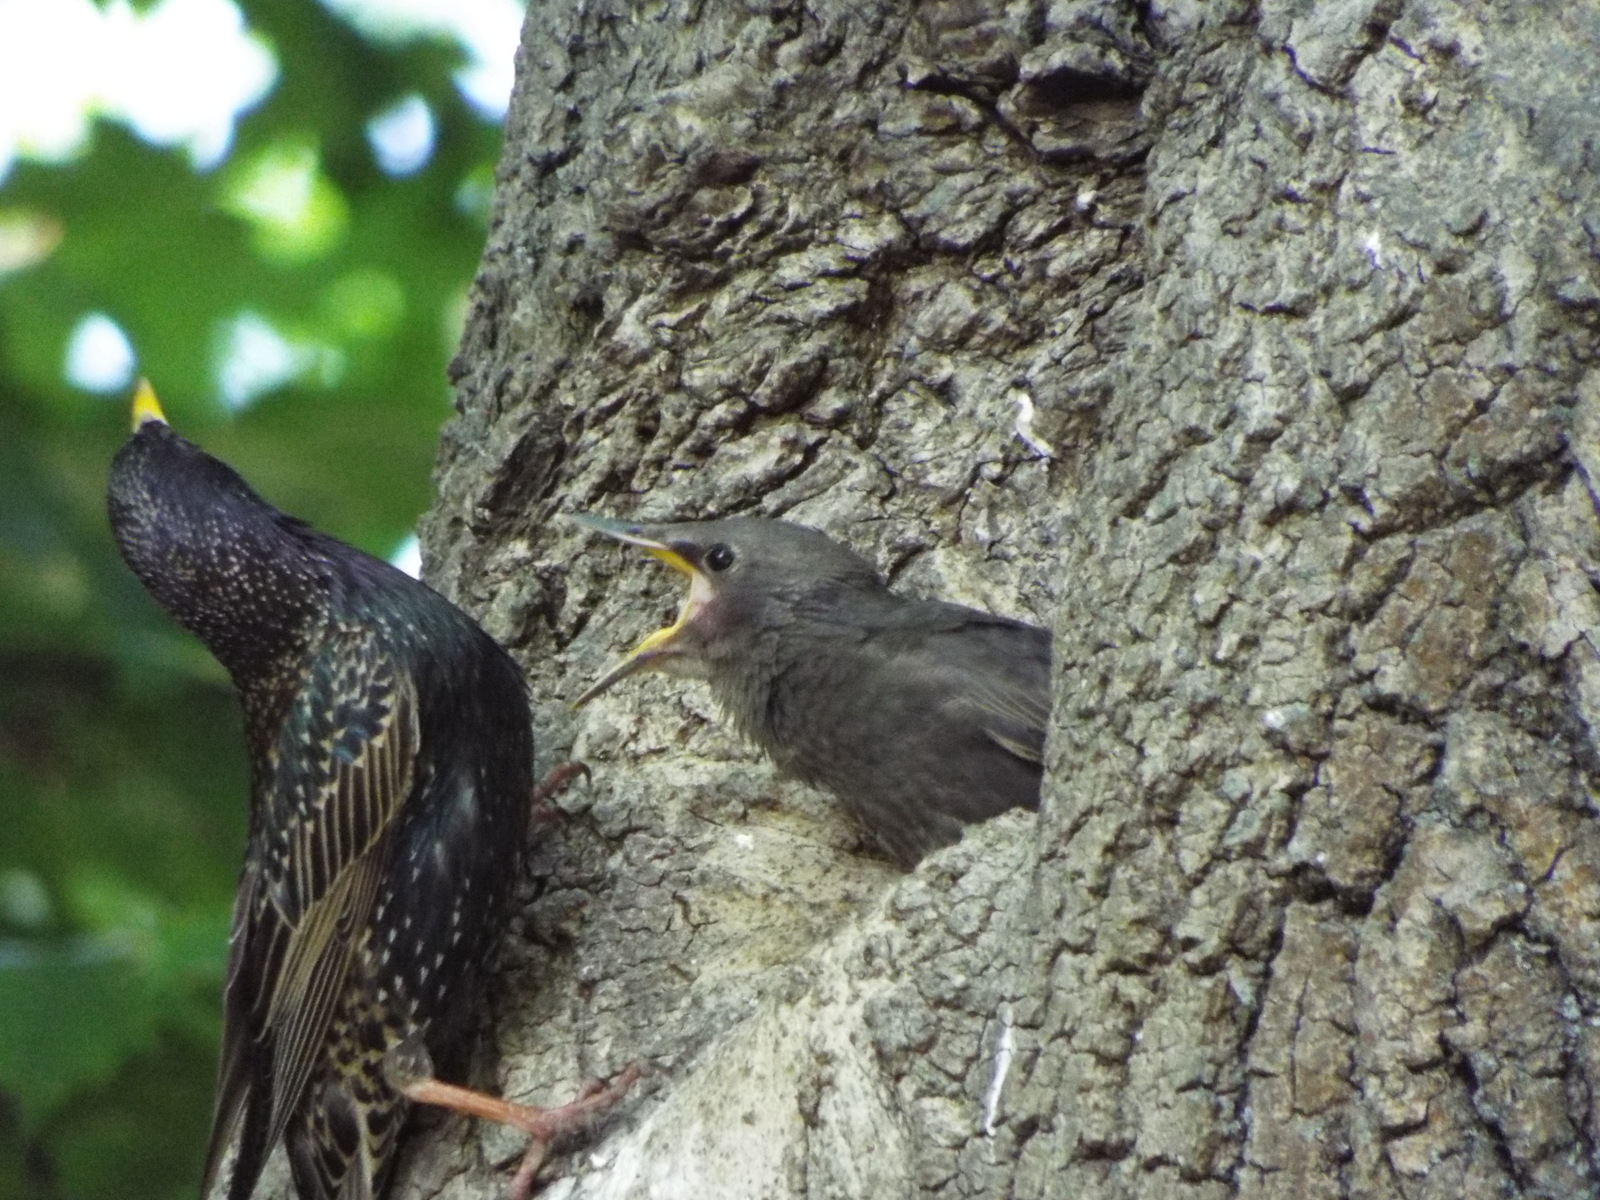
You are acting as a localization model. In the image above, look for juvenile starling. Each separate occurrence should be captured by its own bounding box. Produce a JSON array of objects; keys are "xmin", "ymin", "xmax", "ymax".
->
[
  {"xmin": 108, "ymin": 383, "xmax": 633, "ymax": 1200},
  {"xmin": 572, "ymin": 514, "xmax": 1051, "ymax": 867}
]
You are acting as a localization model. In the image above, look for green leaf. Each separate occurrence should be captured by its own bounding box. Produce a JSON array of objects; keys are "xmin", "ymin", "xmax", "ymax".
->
[{"xmin": 0, "ymin": 2, "xmax": 519, "ymax": 1192}]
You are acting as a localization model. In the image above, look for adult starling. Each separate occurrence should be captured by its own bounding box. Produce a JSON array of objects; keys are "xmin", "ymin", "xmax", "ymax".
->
[
  {"xmin": 108, "ymin": 383, "xmax": 633, "ymax": 1200},
  {"xmin": 572, "ymin": 514, "xmax": 1051, "ymax": 867}
]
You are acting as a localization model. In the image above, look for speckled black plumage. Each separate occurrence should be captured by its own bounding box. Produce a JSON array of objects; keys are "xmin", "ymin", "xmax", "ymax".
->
[
  {"xmin": 108, "ymin": 409, "xmax": 532, "ymax": 1200},
  {"xmin": 575, "ymin": 516, "xmax": 1051, "ymax": 867}
]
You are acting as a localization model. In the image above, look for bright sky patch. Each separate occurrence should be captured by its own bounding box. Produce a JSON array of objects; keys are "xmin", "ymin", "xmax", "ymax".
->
[
  {"xmin": 215, "ymin": 311, "xmax": 341, "ymax": 412},
  {"xmin": 0, "ymin": 0, "xmax": 523, "ymax": 184},
  {"xmin": 367, "ymin": 94, "xmax": 436, "ymax": 177},
  {"xmin": 64, "ymin": 312, "xmax": 136, "ymax": 393},
  {"xmin": 0, "ymin": 0, "xmax": 276, "ymax": 180},
  {"xmin": 319, "ymin": 0, "xmax": 524, "ymax": 117},
  {"xmin": 389, "ymin": 533, "xmax": 422, "ymax": 578}
]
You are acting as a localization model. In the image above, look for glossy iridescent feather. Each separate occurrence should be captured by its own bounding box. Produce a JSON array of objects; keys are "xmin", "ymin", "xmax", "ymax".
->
[{"xmin": 109, "ymin": 410, "xmax": 532, "ymax": 1200}]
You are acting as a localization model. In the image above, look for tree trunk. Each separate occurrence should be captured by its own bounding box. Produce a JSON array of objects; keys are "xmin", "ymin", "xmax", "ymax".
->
[{"xmin": 403, "ymin": 2, "xmax": 1600, "ymax": 1198}]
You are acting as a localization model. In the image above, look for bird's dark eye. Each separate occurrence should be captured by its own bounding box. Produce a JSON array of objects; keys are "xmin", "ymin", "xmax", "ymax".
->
[{"xmin": 704, "ymin": 544, "xmax": 736, "ymax": 572}]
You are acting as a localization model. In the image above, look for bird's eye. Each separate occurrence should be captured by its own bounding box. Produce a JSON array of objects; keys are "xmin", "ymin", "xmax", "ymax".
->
[{"xmin": 704, "ymin": 544, "xmax": 736, "ymax": 572}]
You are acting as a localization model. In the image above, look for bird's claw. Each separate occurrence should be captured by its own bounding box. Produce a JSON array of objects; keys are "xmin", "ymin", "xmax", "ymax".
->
[
  {"xmin": 503, "ymin": 1062, "xmax": 643, "ymax": 1200},
  {"xmin": 530, "ymin": 760, "xmax": 592, "ymax": 809}
]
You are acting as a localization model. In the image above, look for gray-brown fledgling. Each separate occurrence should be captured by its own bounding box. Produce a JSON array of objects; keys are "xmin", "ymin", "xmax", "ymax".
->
[
  {"xmin": 572, "ymin": 514, "xmax": 1051, "ymax": 867},
  {"xmin": 108, "ymin": 382, "xmax": 634, "ymax": 1200}
]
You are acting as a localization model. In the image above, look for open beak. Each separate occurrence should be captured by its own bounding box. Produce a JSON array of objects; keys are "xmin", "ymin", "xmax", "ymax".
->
[{"xmin": 570, "ymin": 514, "xmax": 713, "ymax": 707}]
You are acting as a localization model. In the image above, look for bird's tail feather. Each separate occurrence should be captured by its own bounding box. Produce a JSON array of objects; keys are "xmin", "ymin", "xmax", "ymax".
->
[{"xmin": 215, "ymin": 1086, "xmax": 273, "ymax": 1200}]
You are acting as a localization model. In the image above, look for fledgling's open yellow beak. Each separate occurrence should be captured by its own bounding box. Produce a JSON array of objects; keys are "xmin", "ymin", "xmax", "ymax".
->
[
  {"xmin": 570, "ymin": 514, "xmax": 713, "ymax": 707},
  {"xmin": 131, "ymin": 379, "xmax": 167, "ymax": 430}
]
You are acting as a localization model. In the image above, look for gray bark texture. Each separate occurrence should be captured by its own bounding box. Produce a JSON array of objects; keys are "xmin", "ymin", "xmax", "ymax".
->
[{"xmin": 401, "ymin": 1, "xmax": 1600, "ymax": 1197}]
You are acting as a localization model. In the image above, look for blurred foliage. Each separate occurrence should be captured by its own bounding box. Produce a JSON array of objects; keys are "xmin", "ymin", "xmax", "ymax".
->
[{"xmin": 0, "ymin": 2, "xmax": 512, "ymax": 1195}]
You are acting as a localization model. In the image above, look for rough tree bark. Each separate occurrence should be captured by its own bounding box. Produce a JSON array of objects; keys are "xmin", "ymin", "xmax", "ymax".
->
[{"xmin": 393, "ymin": 2, "xmax": 1600, "ymax": 1198}]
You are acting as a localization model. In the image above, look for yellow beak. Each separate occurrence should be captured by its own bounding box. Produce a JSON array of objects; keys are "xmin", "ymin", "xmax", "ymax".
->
[
  {"xmin": 570, "ymin": 518, "xmax": 713, "ymax": 707},
  {"xmin": 131, "ymin": 379, "xmax": 167, "ymax": 430}
]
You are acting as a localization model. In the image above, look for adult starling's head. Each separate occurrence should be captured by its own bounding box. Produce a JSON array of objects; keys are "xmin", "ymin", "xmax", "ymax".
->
[
  {"xmin": 107, "ymin": 380, "xmax": 322, "ymax": 678},
  {"xmin": 571, "ymin": 513, "xmax": 886, "ymax": 705}
]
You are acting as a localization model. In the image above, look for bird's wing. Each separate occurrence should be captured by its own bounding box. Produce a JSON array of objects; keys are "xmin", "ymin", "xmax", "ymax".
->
[
  {"xmin": 961, "ymin": 627, "xmax": 1052, "ymax": 764},
  {"xmin": 203, "ymin": 623, "xmax": 419, "ymax": 1198},
  {"xmin": 877, "ymin": 601, "xmax": 1052, "ymax": 765},
  {"xmin": 200, "ymin": 857, "xmax": 265, "ymax": 1200},
  {"xmin": 969, "ymin": 679, "xmax": 1050, "ymax": 763}
]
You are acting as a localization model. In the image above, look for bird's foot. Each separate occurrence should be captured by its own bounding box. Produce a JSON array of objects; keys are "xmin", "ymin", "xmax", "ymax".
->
[
  {"xmin": 501, "ymin": 1064, "xmax": 643, "ymax": 1200},
  {"xmin": 393, "ymin": 1062, "xmax": 642, "ymax": 1200},
  {"xmin": 529, "ymin": 760, "xmax": 592, "ymax": 821}
]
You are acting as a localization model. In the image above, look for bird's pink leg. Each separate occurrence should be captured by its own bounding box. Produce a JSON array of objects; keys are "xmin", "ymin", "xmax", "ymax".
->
[{"xmin": 396, "ymin": 1064, "xmax": 642, "ymax": 1200}]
